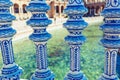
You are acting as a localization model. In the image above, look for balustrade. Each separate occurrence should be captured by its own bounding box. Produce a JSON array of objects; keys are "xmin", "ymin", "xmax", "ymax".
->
[
  {"xmin": 0, "ymin": 0, "xmax": 22, "ymax": 80},
  {"xmin": 99, "ymin": 0, "xmax": 120, "ymax": 80},
  {"xmin": 0, "ymin": 0, "xmax": 119, "ymax": 80},
  {"xmin": 26, "ymin": 0, "xmax": 54, "ymax": 80},
  {"xmin": 63, "ymin": 0, "xmax": 88, "ymax": 80}
]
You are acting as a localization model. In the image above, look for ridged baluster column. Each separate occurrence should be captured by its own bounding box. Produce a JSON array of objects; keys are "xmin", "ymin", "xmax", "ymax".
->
[
  {"xmin": 0, "ymin": 0, "xmax": 22, "ymax": 80},
  {"xmin": 26, "ymin": 0, "xmax": 54, "ymax": 80},
  {"xmin": 63, "ymin": 0, "xmax": 88, "ymax": 80},
  {"xmin": 99, "ymin": 0, "xmax": 120, "ymax": 80}
]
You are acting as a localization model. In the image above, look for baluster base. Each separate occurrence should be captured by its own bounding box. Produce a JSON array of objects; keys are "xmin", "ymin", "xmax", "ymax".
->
[
  {"xmin": 31, "ymin": 69, "xmax": 54, "ymax": 80},
  {"xmin": 0, "ymin": 65, "xmax": 22, "ymax": 80},
  {"xmin": 99, "ymin": 74, "xmax": 119, "ymax": 80},
  {"xmin": 64, "ymin": 71, "xmax": 87, "ymax": 80}
]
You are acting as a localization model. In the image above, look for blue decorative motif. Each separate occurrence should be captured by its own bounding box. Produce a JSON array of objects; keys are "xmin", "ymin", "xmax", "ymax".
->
[
  {"xmin": 69, "ymin": 0, "xmax": 82, "ymax": 4},
  {"xmin": 26, "ymin": 0, "xmax": 54, "ymax": 80},
  {"xmin": 99, "ymin": 0, "xmax": 120, "ymax": 80},
  {"xmin": 106, "ymin": 0, "xmax": 120, "ymax": 8},
  {"xmin": 0, "ymin": 0, "xmax": 22, "ymax": 80},
  {"xmin": 36, "ymin": 44, "xmax": 47, "ymax": 70},
  {"xmin": 1, "ymin": 39, "xmax": 15, "ymax": 65},
  {"xmin": 114, "ymin": 0, "xmax": 118, "ymax": 5},
  {"xmin": 111, "ymin": 0, "xmax": 119, "ymax": 7},
  {"xmin": 70, "ymin": 45, "xmax": 80, "ymax": 72},
  {"xmin": 63, "ymin": 0, "xmax": 88, "ymax": 80}
]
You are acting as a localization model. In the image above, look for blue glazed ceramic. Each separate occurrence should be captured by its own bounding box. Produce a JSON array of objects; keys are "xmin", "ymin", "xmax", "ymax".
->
[
  {"xmin": 63, "ymin": 0, "xmax": 88, "ymax": 80},
  {"xmin": 0, "ymin": 0, "xmax": 22, "ymax": 80},
  {"xmin": 26, "ymin": 0, "xmax": 54, "ymax": 80},
  {"xmin": 99, "ymin": 0, "xmax": 120, "ymax": 80}
]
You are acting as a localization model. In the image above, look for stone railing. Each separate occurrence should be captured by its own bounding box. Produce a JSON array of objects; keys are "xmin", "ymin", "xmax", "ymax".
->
[{"xmin": 0, "ymin": 0, "xmax": 120, "ymax": 80}]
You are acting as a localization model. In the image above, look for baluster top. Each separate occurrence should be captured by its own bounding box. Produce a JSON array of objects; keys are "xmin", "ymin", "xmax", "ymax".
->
[
  {"xmin": 26, "ymin": 0, "xmax": 52, "ymax": 42},
  {"xmin": 0, "ymin": 0, "xmax": 16, "ymax": 38},
  {"xmin": 101, "ymin": 0, "xmax": 120, "ymax": 17},
  {"xmin": 100, "ymin": 0, "xmax": 120, "ymax": 48}
]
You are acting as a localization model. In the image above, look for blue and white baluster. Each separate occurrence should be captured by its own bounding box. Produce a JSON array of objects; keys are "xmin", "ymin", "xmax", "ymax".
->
[
  {"xmin": 0, "ymin": 0, "xmax": 22, "ymax": 80},
  {"xmin": 63, "ymin": 0, "xmax": 88, "ymax": 80},
  {"xmin": 26, "ymin": 0, "xmax": 54, "ymax": 80},
  {"xmin": 99, "ymin": 0, "xmax": 120, "ymax": 80}
]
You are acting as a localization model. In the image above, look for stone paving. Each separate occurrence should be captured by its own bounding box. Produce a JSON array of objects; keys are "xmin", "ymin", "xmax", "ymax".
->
[{"xmin": 12, "ymin": 16, "xmax": 104, "ymax": 41}]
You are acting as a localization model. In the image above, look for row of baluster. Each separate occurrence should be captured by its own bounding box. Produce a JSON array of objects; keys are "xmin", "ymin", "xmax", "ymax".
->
[{"xmin": 0, "ymin": 0, "xmax": 120, "ymax": 80}]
